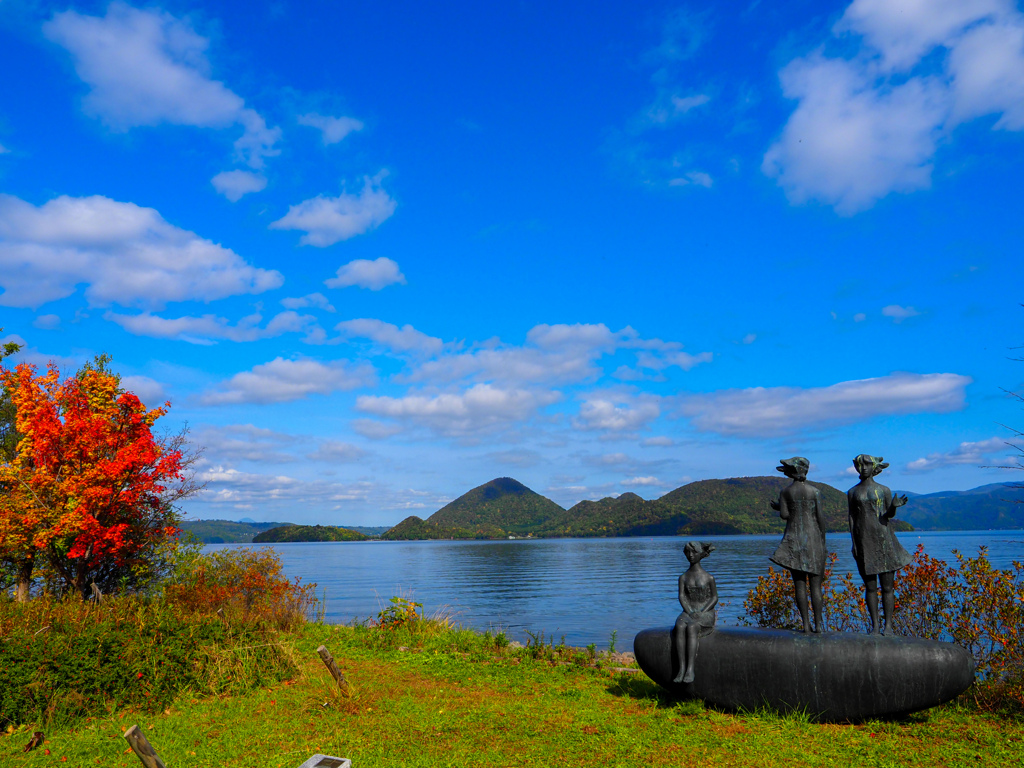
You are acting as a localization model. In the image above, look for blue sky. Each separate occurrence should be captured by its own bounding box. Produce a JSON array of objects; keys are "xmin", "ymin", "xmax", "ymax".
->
[{"xmin": 1, "ymin": 0, "xmax": 1023, "ymax": 525}]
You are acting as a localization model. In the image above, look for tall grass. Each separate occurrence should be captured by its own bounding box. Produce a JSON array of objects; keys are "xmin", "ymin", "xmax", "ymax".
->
[{"xmin": 0, "ymin": 546, "xmax": 318, "ymax": 730}]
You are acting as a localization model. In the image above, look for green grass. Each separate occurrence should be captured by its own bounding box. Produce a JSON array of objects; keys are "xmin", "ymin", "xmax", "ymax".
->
[{"xmin": 2, "ymin": 620, "xmax": 1022, "ymax": 768}]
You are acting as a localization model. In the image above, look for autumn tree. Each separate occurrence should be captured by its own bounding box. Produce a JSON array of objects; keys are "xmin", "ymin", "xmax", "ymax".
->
[
  {"xmin": 0, "ymin": 330, "xmax": 23, "ymax": 594},
  {"xmin": 0, "ymin": 359, "xmax": 193, "ymax": 600}
]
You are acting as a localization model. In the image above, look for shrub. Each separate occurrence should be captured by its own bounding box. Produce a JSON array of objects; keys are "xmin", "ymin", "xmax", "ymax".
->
[
  {"xmin": 163, "ymin": 546, "xmax": 317, "ymax": 630},
  {"xmin": 0, "ymin": 595, "xmax": 297, "ymax": 729},
  {"xmin": 743, "ymin": 546, "xmax": 1024, "ymax": 710}
]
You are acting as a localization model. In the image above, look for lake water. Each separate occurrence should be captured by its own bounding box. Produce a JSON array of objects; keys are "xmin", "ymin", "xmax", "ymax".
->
[{"xmin": 206, "ymin": 530, "xmax": 1024, "ymax": 649}]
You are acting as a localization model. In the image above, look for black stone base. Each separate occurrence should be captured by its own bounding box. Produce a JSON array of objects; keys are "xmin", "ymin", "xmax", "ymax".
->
[{"xmin": 633, "ymin": 626, "xmax": 975, "ymax": 722}]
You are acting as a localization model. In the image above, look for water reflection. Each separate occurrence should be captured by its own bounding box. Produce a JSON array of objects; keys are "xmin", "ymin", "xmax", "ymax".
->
[{"xmin": 206, "ymin": 530, "xmax": 1023, "ymax": 649}]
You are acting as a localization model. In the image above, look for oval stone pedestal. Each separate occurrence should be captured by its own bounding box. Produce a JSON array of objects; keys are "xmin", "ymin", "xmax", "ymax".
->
[{"xmin": 633, "ymin": 626, "xmax": 975, "ymax": 722}]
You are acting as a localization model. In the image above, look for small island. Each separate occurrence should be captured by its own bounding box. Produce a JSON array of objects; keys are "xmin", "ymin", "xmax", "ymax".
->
[{"xmin": 252, "ymin": 524, "xmax": 369, "ymax": 543}]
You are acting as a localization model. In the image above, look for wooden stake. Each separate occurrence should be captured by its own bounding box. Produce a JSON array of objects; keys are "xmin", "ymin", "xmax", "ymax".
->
[
  {"xmin": 123, "ymin": 724, "xmax": 167, "ymax": 768},
  {"xmin": 316, "ymin": 645, "xmax": 349, "ymax": 693}
]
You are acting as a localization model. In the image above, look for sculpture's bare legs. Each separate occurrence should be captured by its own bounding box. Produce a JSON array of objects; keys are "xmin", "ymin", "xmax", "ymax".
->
[
  {"xmin": 879, "ymin": 571, "xmax": 895, "ymax": 636},
  {"xmin": 809, "ymin": 573, "xmax": 824, "ymax": 633},
  {"xmin": 672, "ymin": 620, "xmax": 700, "ymax": 684},
  {"xmin": 864, "ymin": 574, "xmax": 880, "ymax": 634},
  {"xmin": 791, "ymin": 571, "xmax": 811, "ymax": 632}
]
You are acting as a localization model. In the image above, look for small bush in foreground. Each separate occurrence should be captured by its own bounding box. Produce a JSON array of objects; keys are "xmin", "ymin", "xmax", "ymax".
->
[
  {"xmin": 163, "ymin": 546, "xmax": 317, "ymax": 629},
  {"xmin": 743, "ymin": 546, "xmax": 1024, "ymax": 711}
]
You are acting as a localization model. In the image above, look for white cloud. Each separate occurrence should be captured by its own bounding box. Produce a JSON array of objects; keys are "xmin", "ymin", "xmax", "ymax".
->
[
  {"xmin": 281, "ymin": 292, "xmax": 336, "ymax": 312},
  {"xmin": 307, "ymin": 440, "xmax": 366, "ymax": 462},
  {"xmin": 906, "ymin": 436, "xmax": 1018, "ymax": 472},
  {"xmin": 645, "ymin": 92, "xmax": 711, "ymax": 124},
  {"xmin": 195, "ymin": 423, "xmax": 297, "ymax": 464},
  {"xmin": 271, "ymin": 174, "xmax": 396, "ymax": 247},
  {"xmin": 742, "ymin": 333, "xmax": 757, "ymax": 344},
  {"xmin": 573, "ymin": 395, "xmax": 660, "ymax": 433},
  {"xmin": 404, "ymin": 323, "xmax": 711, "ymax": 389},
  {"xmin": 325, "ymin": 257, "xmax": 406, "ymax": 290},
  {"xmin": 636, "ymin": 347, "xmax": 713, "ymax": 371},
  {"xmin": 0, "ymin": 333, "xmax": 81, "ymax": 370},
  {"xmin": 762, "ymin": 54, "xmax": 946, "ymax": 214},
  {"xmin": 621, "ymin": 476, "xmax": 664, "ymax": 487},
  {"xmin": 194, "ymin": 465, "xmax": 376, "ymax": 509},
  {"xmin": 836, "ymin": 0, "xmax": 1008, "ymax": 73},
  {"xmin": 44, "ymin": 3, "xmax": 280, "ymax": 168},
  {"xmin": 33, "ymin": 314, "xmax": 61, "ymax": 330},
  {"xmin": 882, "ymin": 304, "xmax": 921, "ymax": 322},
  {"xmin": 668, "ymin": 171, "xmax": 713, "ymax": 188},
  {"xmin": 0, "ymin": 143, "xmax": 9, "ymax": 154},
  {"xmin": 201, "ymin": 356, "xmax": 376, "ymax": 405},
  {"xmin": 356, "ymin": 384, "xmax": 561, "ymax": 436},
  {"xmin": 410, "ymin": 323, "xmax": 623, "ymax": 387},
  {"xmin": 336, "ymin": 318, "xmax": 443, "ymax": 356},
  {"xmin": 854, "ymin": 312, "xmax": 867, "ymax": 322},
  {"xmin": 947, "ymin": 15, "xmax": 1024, "ymax": 129},
  {"xmin": 351, "ymin": 418, "xmax": 403, "ymax": 440},
  {"xmin": 765, "ymin": 0, "xmax": 1024, "ymax": 213},
  {"xmin": 681, "ymin": 372, "xmax": 971, "ymax": 437},
  {"xmin": 298, "ymin": 113, "xmax": 364, "ymax": 144},
  {"xmin": 120, "ymin": 374, "xmax": 165, "ymax": 404},
  {"xmin": 642, "ymin": 436, "xmax": 674, "ymax": 447},
  {"xmin": 105, "ymin": 310, "xmax": 321, "ymax": 344},
  {"xmin": 211, "ymin": 170, "xmax": 267, "ymax": 202},
  {"xmin": 0, "ymin": 194, "xmax": 282, "ymax": 309}
]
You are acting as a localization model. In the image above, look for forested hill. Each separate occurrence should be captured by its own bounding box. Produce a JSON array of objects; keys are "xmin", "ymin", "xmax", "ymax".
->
[
  {"xmin": 897, "ymin": 483, "xmax": 1024, "ymax": 530},
  {"xmin": 252, "ymin": 524, "xmax": 369, "ymax": 543},
  {"xmin": 655, "ymin": 476, "xmax": 854, "ymax": 535},
  {"xmin": 429, "ymin": 477, "xmax": 566, "ymax": 534},
  {"xmin": 379, "ymin": 475, "xmax": 914, "ymax": 540}
]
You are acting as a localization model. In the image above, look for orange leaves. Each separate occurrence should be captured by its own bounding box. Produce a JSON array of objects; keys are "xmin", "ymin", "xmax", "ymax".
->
[
  {"xmin": 0, "ymin": 361, "xmax": 183, "ymax": 596},
  {"xmin": 744, "ymin": 545, "xmax": 1024, "ymax": 709}
]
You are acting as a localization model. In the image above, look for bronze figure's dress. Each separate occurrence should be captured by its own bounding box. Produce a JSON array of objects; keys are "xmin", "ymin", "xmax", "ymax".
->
[
  {"xmin": 848, "ymin": 482, "xmax": 912, "ymax": 576},
  {"xmin": 770, "ymin": 488, "xmax": 826, "ymax": 576},
  {"xmin": 678, "ymin": 582, "xmax": 717, "ymax": 637}
]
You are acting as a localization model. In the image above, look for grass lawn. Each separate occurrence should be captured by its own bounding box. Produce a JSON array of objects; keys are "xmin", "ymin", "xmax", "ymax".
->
[{"xmin": 1, "ymin": 622, "xmax": 1021, "ymax": 768}]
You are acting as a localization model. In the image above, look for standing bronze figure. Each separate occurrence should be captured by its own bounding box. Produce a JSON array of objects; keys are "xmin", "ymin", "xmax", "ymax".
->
[
  {"xmin": 672, "ymin": 541, "xmax": 718, "ymax": 684},
  {"xmin": 769, "ymin": 457, "xmax": 827, "ymax": 633},
  {"xmin": 847, "ymin": 454, "xmax": 911, "ymax": 635}
]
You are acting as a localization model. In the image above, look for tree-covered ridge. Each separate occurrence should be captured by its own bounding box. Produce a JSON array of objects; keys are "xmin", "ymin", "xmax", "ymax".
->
[
  {"xmin": 429, "ymin": 477, "xmax": 565, "ymax": 534},
  {"xmin": 897, "ymin": 483, "xmax": 1024, "ymax": 530},
  {"xmin": 179, "ymin": 519, "xmax": 294, "ymax": 543},
  {"xmin": 252, "ymin": 524, "xmax": 368, "ymax": 543},
  {"xmin": 379, "ymin": 475, "xmax": 920, "ymax": 541},
  {"xmin": 379, "ymin": 516, "xmax": 505, "ymax": 541},
  {"xmin": 657, "ymin": 476, "xmax": 851, "ymax": 535},
  {"xmin": 551, "ymin": 493, "xmax": 674, "ymax": 537}
]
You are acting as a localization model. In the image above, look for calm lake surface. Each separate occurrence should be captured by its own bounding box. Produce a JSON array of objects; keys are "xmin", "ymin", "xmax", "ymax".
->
[{"xmin": 206, "ymin": 531, "xmax": 1024, "ymax": 649}]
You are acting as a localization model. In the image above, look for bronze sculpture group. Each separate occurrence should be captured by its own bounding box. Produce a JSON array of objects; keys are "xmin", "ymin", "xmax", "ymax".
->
[
  {"xmin": 672, "ymin": 453, "xmax": 913, "ymax": 682},
  {"xmin": 639, "ymin": 452, "xmax": 975, "ymax": 720},
  {"xmin": 766, "ymin": 453, "xmax": 910, "ymax": 636}
]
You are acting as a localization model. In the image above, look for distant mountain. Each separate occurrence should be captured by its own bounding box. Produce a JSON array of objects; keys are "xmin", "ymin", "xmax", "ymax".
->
[
  {"xmin": 379, "ymin": 515, "xmax": 504, "ymax": 541},
  {"xmin": 379, "ymin": 475, "xmax": 914, "ymax": 541},
  {"xmin": 553, "ymin": 492, "xmax": 674, "ymax": 537},
  {"xmin": 179, "ymin": 519, "xmax": 293, "ymax": 543},
  {"xmin": 179, "ymin": 519, "xmax": 389, "ymax": 543},
  {"xmin": 252, "ymin": 524, "xmax": 369, "ymax": 543},
  {"xmin": 657, "ymin": 476, "xmax": 857, "ymax": 535},
  {"xmin": 899, "ymin": 483, "xmax": 1023, "ymax": 530},
  {"xmin": 430, "ymin": 477, "xmax": 566, "ymax": 535}
]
